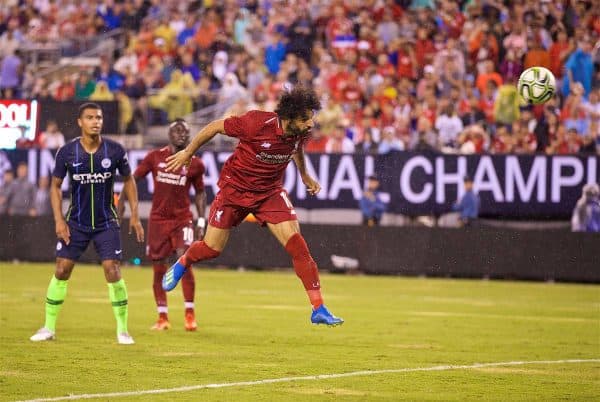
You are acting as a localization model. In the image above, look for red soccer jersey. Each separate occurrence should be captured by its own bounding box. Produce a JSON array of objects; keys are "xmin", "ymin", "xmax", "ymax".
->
[
  {"xmin": 222, "ymin": 110, "xmax": 308, "ymax": 192},
  {"xmin": 134, "ymin": 147, "xmax": 205, "ymax": 221}
]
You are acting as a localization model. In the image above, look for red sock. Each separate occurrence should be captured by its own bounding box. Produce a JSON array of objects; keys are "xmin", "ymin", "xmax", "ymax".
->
[
  {"xmin": 180, "ymin": 241, "xmax": 220, "ymax": 268},
  {"xmin": 285, "ymin": 233, "xmax": 323, "ymax": 309},
  {"xmin": 153, "ymin": 263, "xmax": 168, "ymax": 307},
  {"xmin": 181, "ymin": 268, "xmax": 195, "ymax": 305}
]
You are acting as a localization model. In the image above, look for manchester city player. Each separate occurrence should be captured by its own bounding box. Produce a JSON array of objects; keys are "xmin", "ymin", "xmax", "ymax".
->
[{"xmin": 30, "ymin": 103, "xmax": 145, "ymax": 345}]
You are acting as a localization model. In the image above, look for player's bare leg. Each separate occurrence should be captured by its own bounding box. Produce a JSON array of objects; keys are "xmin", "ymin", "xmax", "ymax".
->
[
  {"xmin": 103, "ymin": 260, "xmax": 134, "ymax": 344},
  {"xmin": 30, "ymin": 258, "xmax": 75, "ymax": 341},
  {"xmin": 176, "ymin": 248, "xmax": 197, "ymax": 331},
  {"xmin": 150, "ymin": 258, "xmax": 171, "ymax": 330},
  {"xmin": 268, "ymin": 220, "xmax": 343, "ymax": 326},
  {"xmin": 162, "ymin": 225, "xmax": 227, "ymax": 292}
]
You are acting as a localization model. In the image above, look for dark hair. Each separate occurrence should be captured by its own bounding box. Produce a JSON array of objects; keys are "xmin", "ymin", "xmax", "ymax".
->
[
  {"xmin": 78, "ymin": 102, "xmax": 102, "ymax": 118},
  {"xmin": 275, "ymin": 85, "xmax": 321, "ymax": 120}
]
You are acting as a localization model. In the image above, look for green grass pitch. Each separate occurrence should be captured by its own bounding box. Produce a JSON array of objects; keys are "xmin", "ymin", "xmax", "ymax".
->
[{"xmin": 1, "ymin": 263, "xmax": 598, "ymax": 401}]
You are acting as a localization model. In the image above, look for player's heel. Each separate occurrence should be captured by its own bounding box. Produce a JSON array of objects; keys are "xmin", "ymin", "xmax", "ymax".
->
[{"xmin": 162, "ymin": 261, "xmax": 186, "ymax": 291}]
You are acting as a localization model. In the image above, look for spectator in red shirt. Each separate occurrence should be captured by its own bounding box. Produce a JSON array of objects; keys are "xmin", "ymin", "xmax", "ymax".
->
[
  {"xmin": 549, "ymin": 29, "xmax": 574, "ymax": 79},
  {"xmin": 395, "ymin": 39, "xmax": 417, "ymax": 80},
  {"xmin": 54, "ymin": 75, "xmax": 75, "ymax": 101},
  {"xmin": 414, "ymin": 27, "xmax": 435, "ymax": 70},
  {"xmin": 476, "ymin": 60, "xmax": 503, "ymax": 95}
]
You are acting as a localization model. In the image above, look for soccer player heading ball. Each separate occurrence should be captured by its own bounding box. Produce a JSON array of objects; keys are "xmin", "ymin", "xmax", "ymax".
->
[
  {"xmin": 162, "ymin": 85, "xmax": 343, "ymax": 326},
  {"xmin": 30, "ymin": 103, "xmax": 145, "ymax": 345},
  {"xmin": 118, "ymin": 118, "xmax": 206, "ymax": 331}
]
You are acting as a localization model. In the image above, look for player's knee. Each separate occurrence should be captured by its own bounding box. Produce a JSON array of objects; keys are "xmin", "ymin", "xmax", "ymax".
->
[
  {"xmin": 54, "ymin": 262, "xmax": 74, "ymax": 280},
  {"xmin": 102, "ymin": 261, "xmax": 121, "ymax": 282}
]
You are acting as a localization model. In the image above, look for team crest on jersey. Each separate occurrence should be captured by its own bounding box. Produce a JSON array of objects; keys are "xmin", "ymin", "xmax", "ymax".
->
[{"xmin": 101, "ymin": 158, "xmax": 111, "ymax": 169}]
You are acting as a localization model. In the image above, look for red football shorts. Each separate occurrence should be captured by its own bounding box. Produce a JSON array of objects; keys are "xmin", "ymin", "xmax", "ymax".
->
[
  {"xmin": 208, "ymin": 185, "xmax": 297, "ymax": 229},
  {"xmin": 146, "ymin": 219, "xmax": 194, "ymax": 260}
]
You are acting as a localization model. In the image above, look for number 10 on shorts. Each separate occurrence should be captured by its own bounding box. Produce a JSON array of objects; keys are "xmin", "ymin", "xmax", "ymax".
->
[{"xmin": 182, "ymin": 226, "xmax": 194, "ymax": 245}]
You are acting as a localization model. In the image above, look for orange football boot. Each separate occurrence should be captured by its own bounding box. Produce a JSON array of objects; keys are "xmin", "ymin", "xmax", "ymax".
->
[
  {"xmin": 151, "ymin": 317, "xmax": 171, "ymax": 330},
  {"xmin": 184, "ymin": 312, "xmax": 197, "ymax": 331}
]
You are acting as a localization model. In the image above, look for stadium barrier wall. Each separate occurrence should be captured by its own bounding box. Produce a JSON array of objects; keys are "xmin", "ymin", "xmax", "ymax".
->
[
  {"xmin": 2, "ymin": 216, "xmax": 598, "ymax": 283},
  {"xmin": 3, "ymin": 148, "xmax": 599, "ymax": 219}
]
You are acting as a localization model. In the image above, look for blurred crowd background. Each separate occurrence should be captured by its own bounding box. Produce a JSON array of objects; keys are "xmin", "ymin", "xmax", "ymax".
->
[{"xmin": 0, "ymin": 0, "xmax": 598, "ymax": 156}]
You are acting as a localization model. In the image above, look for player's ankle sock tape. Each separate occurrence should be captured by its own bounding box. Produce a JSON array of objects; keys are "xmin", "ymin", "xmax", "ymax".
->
[
  {"xmin": 285, "ymin": 233, "xmax": 321, "ymax": 291},
  {"xmin": 182, "ymin": 241, "xmax": 220, "ymax": 266}
]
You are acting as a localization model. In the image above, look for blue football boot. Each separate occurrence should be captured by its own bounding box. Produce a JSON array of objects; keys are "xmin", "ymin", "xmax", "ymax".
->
[
  {"xmin": 311, "ymin": 305, "xmax": 344, "ymax": 326},
  {"xmin": 162, "ymin": 260, "xmax": 186, "ymax": 291}
]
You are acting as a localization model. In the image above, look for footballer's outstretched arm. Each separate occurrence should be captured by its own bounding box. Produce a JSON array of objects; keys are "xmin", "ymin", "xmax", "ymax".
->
[
  {"xmin": 166, "ymin": 119, "xmax": 225, "ymax": 172},
  {"xmin": 51, "ymin": 176, "xmax": 70, "ymax": 245},
  {"xmin": 122, "ymin": 175, "xmax": 144, "ymax": 242},
  {"xmin": 293, "ymin": 147, "xmax": 321, "ymax": 196}
]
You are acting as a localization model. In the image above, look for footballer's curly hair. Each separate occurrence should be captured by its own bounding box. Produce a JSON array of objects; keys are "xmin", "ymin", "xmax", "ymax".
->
[{"xmin": 275, "ymin": 85, "xmax": 321, "ymax": 120}]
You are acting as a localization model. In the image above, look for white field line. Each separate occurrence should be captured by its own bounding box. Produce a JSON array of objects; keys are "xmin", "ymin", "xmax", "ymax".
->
[{"xmin": 14, "ymin": 359, "xmax": 600, "ymax": 402}]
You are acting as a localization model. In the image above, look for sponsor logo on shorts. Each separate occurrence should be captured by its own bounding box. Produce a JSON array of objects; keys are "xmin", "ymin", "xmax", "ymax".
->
[
  {"xmin": 56, "ymin": 241, "xmax": 62, "ymax": 251},
  {"xmin": 101, "ymin": 158, "xmax": 111, "ymax": 169}
]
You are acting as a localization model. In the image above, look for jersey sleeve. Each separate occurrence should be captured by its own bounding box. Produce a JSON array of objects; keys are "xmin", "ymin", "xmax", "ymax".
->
[
  {"xmin": 116, "ymin": 145, "xmax": 132, "ymax": 176},
  {"xmin": 52, "ymin": 146, "xmax": 68, "ymax": 179},
  {"xmin": 223, "ymin": 111, "xmax": 262, "ymax": 141},
  {"xmin": 134, "ymin": 151, "xmax": 154, "ymax": 179},
  {"xmin": 191, "ymin": 157, "xmax": 205, "ymax": 192}
]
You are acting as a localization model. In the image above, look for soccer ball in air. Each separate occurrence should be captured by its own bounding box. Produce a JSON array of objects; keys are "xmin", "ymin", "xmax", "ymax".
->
[{"xmin": 517, "ymin": 66, "xmax": 556, "ymax": 104}]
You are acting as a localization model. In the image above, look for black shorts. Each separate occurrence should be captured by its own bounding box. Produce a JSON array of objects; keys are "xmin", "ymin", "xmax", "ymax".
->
[{"xmin": 55, "ymin": 223, "xmax": 122, "ymax": 261}]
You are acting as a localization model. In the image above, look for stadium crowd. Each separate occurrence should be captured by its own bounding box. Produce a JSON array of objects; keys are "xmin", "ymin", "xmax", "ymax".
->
[{"xmin": 0, "ymin": 0, "xmax": 599, "ymax": 155}]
